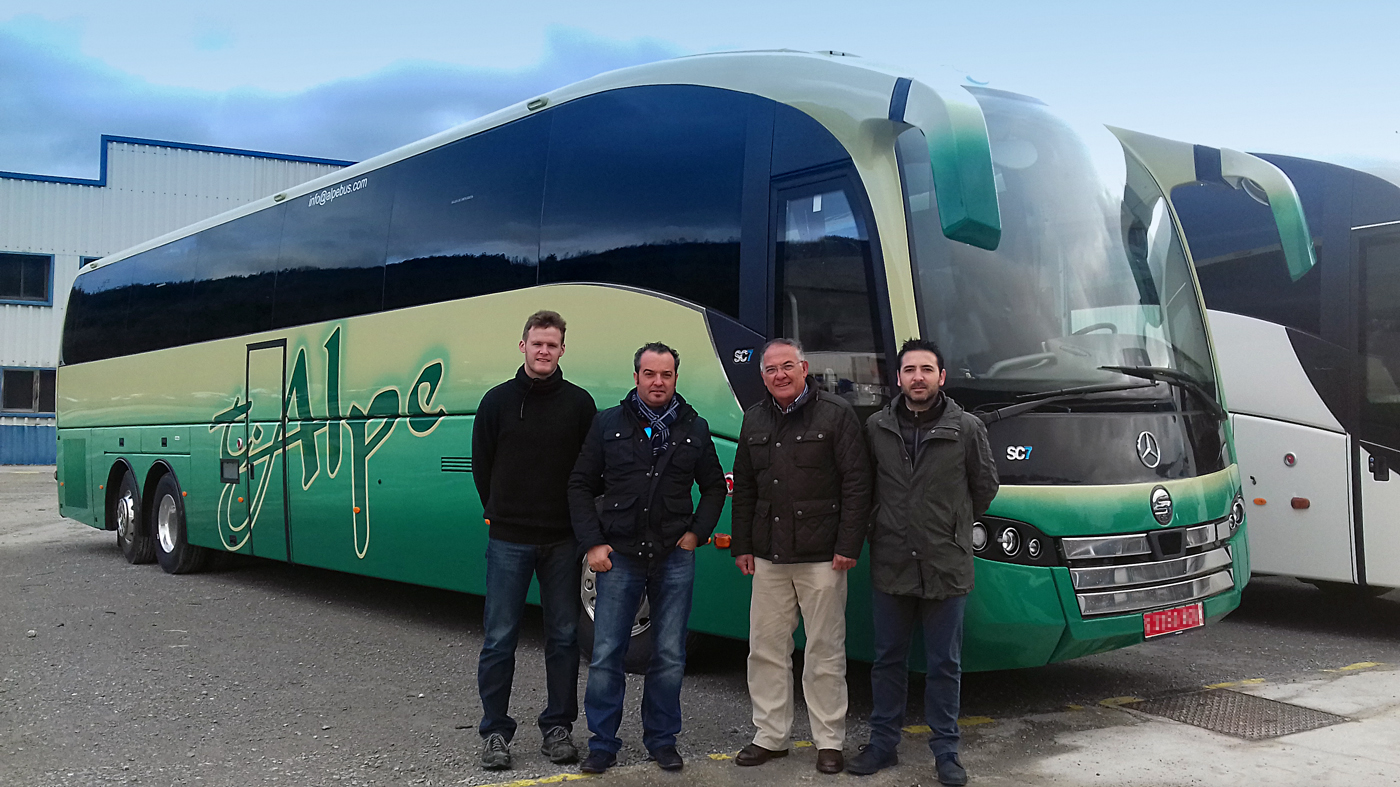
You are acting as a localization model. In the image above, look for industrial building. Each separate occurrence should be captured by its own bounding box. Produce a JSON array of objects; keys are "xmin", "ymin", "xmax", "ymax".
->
[{"xmin": 1, "ymin": 136, "xmax": 349, "ymax": 464}]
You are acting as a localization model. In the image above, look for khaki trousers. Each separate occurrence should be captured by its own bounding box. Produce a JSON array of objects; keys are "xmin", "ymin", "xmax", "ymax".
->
[{"xmin": 747, "ymin": 558, "xmax": 848, "ymax": 751}]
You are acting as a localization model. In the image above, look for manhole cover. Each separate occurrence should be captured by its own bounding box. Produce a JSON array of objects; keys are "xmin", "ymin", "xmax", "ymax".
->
[{"xmin": 1131, "ymin": 689, "xmax": 1348, "ymax": 740}]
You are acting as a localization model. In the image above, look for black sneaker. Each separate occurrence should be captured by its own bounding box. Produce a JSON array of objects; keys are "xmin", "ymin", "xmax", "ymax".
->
[
  {"xmin": 651, "ymin": 745, "xmax": 684, "ymax": 771},
  {"xmin": 480, "ymin": 732, "xmax": 511, "ymax": 770},
  {"xmin": 846, "ymin": 744, "xmax": 898, "ymax": 776},
  {"xmin": 579, "ymin": 750, "xmax": 616, "ymax": 774},
  {"xmin": 936, "ymin": 752, "xmax": 967, "ymax": 786},
  {"xmin": 540, "ymin": 726, "xmax": 578, "ymax": 764}
]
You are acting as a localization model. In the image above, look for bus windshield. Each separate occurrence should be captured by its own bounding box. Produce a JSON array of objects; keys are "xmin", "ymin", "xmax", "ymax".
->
[{"xmin": 901, "ymin": 87, "xmax": 1216, "ymax": 408}]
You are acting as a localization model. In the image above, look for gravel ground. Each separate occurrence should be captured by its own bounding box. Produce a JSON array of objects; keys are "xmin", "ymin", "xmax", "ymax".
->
[{"xmin": 5, "ymin": 465, "xmax": 1399, "ymax": 787}]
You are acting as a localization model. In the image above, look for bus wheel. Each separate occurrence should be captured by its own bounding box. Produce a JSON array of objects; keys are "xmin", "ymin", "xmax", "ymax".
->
[
  {"xmin": 113, "ymin": 469, "xmax": 155, "ymax": 564},
  {"xmin": 578, "ymin": 558, "xmax": 653, "ymax": 674},
  {"xmin": 152, "ymin": 474, "xmax": 211, "ymax": 575}
]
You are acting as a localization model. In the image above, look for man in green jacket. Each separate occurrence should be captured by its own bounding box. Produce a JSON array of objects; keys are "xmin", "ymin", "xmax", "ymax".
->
[{"xmin": 847, "ymin": 339, "xmax": 999, "ymax": 785}]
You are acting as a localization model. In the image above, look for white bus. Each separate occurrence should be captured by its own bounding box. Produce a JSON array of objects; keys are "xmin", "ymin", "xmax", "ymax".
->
[{"xmin": 1174, "ymin": 154, "xmax": 1400, "ymax": 593}]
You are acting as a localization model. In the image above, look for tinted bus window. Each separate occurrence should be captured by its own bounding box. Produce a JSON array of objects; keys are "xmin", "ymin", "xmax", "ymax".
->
[
  {"xmin": 539, "ymin": 85, "xmax": 746, "ymax": 319},
  {"xmin": 1174, "ymin": 181, "xmax": 1323, "ymax": 336},
  {"xmin": 273, "ymin": 172, "xmax": 393, "ymax": 329},
  {"xmin": 124, "ymin": 236, "xmax": 198, "ymax": 355},
  {"xmin": 189, "ymin": 206, "xmax": 285, "ymax": 344},
  {"xmin": 63, "ymin": 263, "xmax": 131, "ymax": 364},
  {"xmin": 384, "ymin": 115, "xmax": 547, "ymax": 310}
]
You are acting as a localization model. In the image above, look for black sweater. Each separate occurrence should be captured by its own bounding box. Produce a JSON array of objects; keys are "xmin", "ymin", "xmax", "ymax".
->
[{"xmin": 472, "ymin": 366, "xmax": 597, "ymax": 544}]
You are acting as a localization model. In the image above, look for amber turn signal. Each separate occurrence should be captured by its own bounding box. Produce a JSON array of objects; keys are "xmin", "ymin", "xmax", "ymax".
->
[
  {"xmin": 1253, "ymin": 498, "xmax": 1267, "ymax": 506},
  {"xmin": 1291, "ymin": 497, "xmax": 1310, "ymax": 509},
  {"xmin": 714, "ymin": 533, "xmax": 732, "ymax": 549}
]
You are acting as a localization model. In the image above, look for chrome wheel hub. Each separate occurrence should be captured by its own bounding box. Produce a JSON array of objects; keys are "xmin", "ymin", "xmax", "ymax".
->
[
  {"xmin": 580, "ymin": 559, "xmax": 651, "ymax": 637},
  {"xmin": 116, "ymin": 492, "xmax": 137, "ymax": 541},
  {"xmin": 156, "ymin": 495, "xmax": 177, "ymax": 553}
]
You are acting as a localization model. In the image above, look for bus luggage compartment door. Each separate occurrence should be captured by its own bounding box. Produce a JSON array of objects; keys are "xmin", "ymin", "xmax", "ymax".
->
[{"xmin": 245, "ymin": 341, "xmax": 290, "ymax": 561}]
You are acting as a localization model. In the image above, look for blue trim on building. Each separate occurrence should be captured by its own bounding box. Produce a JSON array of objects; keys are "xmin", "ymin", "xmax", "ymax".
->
[
  {"xmin": 0, "ymin": 424, "xmax": 57, "ymax": 464},
  {"xmin": 0, "ymin": 135, "xmax": 354, "ymax": 187}
]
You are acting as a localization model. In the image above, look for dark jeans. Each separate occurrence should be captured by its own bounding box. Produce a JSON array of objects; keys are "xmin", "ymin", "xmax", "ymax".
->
[
  {"xmin": 584, "ymin": 547, "xmax": 695, "ymax": 755},
  {"xmin": 477, "ymin": 536, "xmax": 582, "ymax": 741},
  {"xmin": 868, "ymin": 589, "xmax": 967, "ymax": 757}
]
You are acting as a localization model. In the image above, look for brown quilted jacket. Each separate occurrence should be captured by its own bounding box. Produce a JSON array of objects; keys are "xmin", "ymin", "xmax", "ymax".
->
[{"xmin": 730, "ymin": 383, "xmax": 872, "ymax": 563}]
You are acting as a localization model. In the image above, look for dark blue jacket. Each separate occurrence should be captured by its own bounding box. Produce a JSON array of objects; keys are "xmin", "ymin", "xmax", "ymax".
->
[{"xmin": 568, "ymin": 396, "xmax": 727, "ymax": 561}]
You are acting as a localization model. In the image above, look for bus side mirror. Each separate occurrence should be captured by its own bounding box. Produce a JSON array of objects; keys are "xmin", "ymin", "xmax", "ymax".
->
[
  {"xmin": 1107, "ymin": 126, "xmax": 1316, "ymax": 283},
  {"xmin": 898, "ymin": 78, "xmax": 1002, "ymax": 251}
]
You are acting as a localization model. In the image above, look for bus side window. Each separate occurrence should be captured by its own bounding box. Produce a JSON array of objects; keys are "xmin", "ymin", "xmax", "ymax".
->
[
  {"xmin": 124, "ymin": 236, "xmax": 198, "ymax": 355},
  {"xmin": 271, "ymin": 171, "xmax": 395, "ymax": 329},
  {"xmin": 63, "ymin": 263, "xmax": 131, "ymax": 364},
  {"xmin": 538, "ymin": 84, "xmax": 747, "ymax": 320},
  {"xmin": 188, "ymin": 206, "xmax": 284, "ymax": 345},
  {"xmin": 1361, "ymin": 234, "xmax": 1400, "ymax": 439},
  {"xmin": 774, "ymin": 181, "xmax": 889, "ymax": 412},
  {"xmin": 383, "ymin": 113, "xmax": 548, "ymax": 310}
]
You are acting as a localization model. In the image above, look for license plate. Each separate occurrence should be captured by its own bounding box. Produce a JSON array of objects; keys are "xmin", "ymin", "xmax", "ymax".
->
[{"xmin": 1143, "ymin": 602, "xmax": 1204, "ymax": 638}]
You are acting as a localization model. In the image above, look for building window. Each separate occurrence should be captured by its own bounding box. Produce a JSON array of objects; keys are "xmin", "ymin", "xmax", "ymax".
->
[
  {"xmin": 0, "ymin": 252, "xmax": 53, "ymax": 305},
  {"xmin": 1, "ymin": 368, "xmax": 57, "ymax": 413}
]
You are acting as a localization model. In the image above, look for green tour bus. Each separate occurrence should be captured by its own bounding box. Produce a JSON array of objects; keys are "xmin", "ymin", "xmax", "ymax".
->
[{"xmin": 54, "ymin": 50, "xmax": 1314, "ymax": 670}]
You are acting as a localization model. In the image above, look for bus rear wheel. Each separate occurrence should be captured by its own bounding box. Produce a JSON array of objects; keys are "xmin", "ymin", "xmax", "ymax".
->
[
  {"xmin": 113, "ymin": 469, "xmax": 155, "ymax": 564},
  {"xmin": 578, "ymin": 558, "xmax": 653, "ymax": 675},
  {"xmin": 152, "ymin": 474, "xmax": 211, "ymax": 575}
]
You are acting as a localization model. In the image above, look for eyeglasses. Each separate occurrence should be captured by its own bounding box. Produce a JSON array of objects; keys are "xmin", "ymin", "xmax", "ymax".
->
[{"xmin": 761, "ymin": 361, "xmax": 801, "ymax": 376}]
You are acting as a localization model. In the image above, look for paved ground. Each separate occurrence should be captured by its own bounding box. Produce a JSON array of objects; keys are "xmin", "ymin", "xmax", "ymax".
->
[{"xmin": 4, "ymin": 465, "xmax": 1400, "ymax": 787}]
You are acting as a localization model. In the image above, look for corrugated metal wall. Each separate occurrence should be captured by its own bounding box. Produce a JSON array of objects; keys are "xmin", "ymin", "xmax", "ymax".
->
[
  {"xmin": 0, "ymin": 423, "xmax": 57, "ymax": 464},
  {"xmin": 0, "ymin": 139, "xmax": 346, "ymax": 463}
]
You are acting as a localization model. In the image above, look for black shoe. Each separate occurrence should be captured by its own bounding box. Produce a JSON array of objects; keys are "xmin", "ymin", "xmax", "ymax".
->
[
  {"xmin": 936, "ymin": 752, "xmax": 968, "ymax": 786},
  {"xmin": 580, "ymin": 750, "xmax": 616, "ymax": 774},
  {"xmin": 734, "ymin": 743, "xmax": 789, "ymax": 766},
  {"xmin": 540, "ymin": 726, "xmax": 578, "ymax": 764},
  {"xmin": 480, "ymin": 732, "xmax": 511, "ymax": 770},
  {"xmin": 651, "ymin": 745, "xmax": 684, "ymax": 771},
  {"xmin": 847, "ymin": 744, "xmax": 898, "ymax": 776}
]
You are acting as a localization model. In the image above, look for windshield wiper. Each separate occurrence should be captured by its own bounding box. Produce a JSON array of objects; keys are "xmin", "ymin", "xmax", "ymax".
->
[
  {"xmin": 1098, "ymin": 365, "xmax": 1227, "ymax": 422},
  {"xmin": 975, "ymin": 381, "xmax": 1158, "ymax": 425}
]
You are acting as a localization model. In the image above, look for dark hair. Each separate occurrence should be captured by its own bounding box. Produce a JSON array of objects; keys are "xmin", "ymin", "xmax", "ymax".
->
[
  {"xmin": 760, "ymin": 337, "xmax": 805, "ymax": 361},
  {"xmin": 522, "ymin": 310, "xmax": 567, "ymax": 341},
  {"xmin": 898, "ymin": 338, "xmax": 944, "ymax": 372},
  {"xmin": 634, "ymin": 342, "xmax": 680, "ymax": 373}
]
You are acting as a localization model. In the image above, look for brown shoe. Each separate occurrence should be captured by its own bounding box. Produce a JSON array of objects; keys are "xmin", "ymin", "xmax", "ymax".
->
[
  {"xmin": 816, "ymin": 749, "xmax": 844, "ymax": 774},
  {"xmin": 735, "ymin": 743, "xmax": 789, "ymax": 766}
]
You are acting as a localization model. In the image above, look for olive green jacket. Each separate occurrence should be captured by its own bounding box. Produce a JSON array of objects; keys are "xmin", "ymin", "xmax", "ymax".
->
[{"xmin": 865, "ymin": 394, "xmax": 999, "ymax": 599}]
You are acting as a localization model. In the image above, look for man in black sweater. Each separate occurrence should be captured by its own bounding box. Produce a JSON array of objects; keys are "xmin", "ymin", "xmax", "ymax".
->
[{"xmin": 472, "ymin": 310, "xmax": 597, "ymax": 771}]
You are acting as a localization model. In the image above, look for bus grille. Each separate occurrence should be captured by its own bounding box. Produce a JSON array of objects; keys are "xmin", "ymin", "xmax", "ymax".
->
[{"xmin": 1061, "ymin": 519, "xmax": 1236, "ymax": 617}]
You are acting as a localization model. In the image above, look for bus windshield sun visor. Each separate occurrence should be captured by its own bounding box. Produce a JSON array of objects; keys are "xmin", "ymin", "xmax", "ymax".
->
[
  {"xmin": 894, "ymin": 77, "xmax": 1002, "ymax": 251},
  {"xmin": 1107, "ymin": 127, "xmax": 1317, "ymax": 282}
]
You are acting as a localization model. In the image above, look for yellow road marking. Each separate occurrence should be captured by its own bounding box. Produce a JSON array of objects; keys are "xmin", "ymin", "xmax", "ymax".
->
[
  {"xmin": 793, "ymin": 740, "xmax": 813, "ymax": 748},
  {"xmin": 1098, "ymin": 696, "xmax": 1140, "ymax": 707},
  {"xmin": 961, "ymin": 716, "xmax": 994, "ymax": 727},
  {"xmin": 1204, "ymin": 678, "xmax": 1265, "ymax": 689},
  {"xmin": 475, "ymin": 774, "xmax": 591, "ymax": 787},
  {"xmin": 902, "ymin": 724, "xmax": 931, "ymax": 734},
  {"xmin": 1065, "ymin": 704, "xmax": 1085, "ymax": 711},
  {"xmin": 708, "ymin": 753, "xmax": 733, "ymax": 761},
  {"xmin": 1325, "ymin": 661, "xmax": 1385, "ymax": 672}
]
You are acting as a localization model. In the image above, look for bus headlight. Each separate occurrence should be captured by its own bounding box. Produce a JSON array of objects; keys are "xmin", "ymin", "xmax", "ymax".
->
[
  {"xmin": 998, "ymin": 526, "xmax": 1021, "ymax": 557},
  {"xmin": 972, "ymin": 522, "xmax": 988, "ymax": 551},
  {"xmin": 1027, "ymin": 538, "xmax": 1042, "ymax": 559},
  {"xmin": 1229, "ymin": 494, "xmax": 1245, "ymax": 533}
]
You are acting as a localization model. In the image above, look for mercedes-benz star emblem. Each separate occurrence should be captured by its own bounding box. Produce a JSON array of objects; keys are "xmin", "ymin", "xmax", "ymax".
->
[
  {"xmin": 1150, "ymin": 485, "xmax": 1173, "ymax": 525},
  {"xmin": 1137, "ymin": 430, "xmax": 1161, "ymax": 469}
]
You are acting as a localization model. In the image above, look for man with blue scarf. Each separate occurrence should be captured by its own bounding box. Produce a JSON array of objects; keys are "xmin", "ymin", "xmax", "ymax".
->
[{"xmin": 568, "ymin": 342, "xmax": 728, "ymax": 774}]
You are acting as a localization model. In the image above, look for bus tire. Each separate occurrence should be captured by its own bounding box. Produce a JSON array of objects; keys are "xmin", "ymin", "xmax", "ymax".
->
[
  {"xmin": 152, "ymin": 473, "xmax": 210, "ymax": 575},
  {"xmin": 112, "ymin": 468, "xmax": 155, "ymax": 564},
  {"xmin": 579, "ymin": 558, "xmax": 653, "ymax": 674}
]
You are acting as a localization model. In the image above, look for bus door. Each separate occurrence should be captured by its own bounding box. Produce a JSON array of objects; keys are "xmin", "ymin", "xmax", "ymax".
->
[
  {"xmin": 771, "ymin": 173, "xmax": 894, "ymax": 422},
  {"xmin": 1355, "ymin": 224, "xmax": 1400, "ymax": 587},
  {"xmin": 245, "ymin": 340, "xmax": 290, "ymax": 562}
]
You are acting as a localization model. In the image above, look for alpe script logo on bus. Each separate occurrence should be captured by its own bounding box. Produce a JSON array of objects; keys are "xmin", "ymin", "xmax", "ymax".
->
[{"xmin": 209, "ymin": 326, "xmax": 447, "ymax": 558}]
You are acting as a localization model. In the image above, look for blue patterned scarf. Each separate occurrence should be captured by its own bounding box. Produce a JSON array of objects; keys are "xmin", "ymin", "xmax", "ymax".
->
[{"xmin": 627, "ymin": 389, "xmax": 683, "ymax": 456}]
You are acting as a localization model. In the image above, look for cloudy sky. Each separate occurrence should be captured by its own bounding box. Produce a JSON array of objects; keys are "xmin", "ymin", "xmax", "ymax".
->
[{"xmin": 3, "ymin": 1, "xmax": 1398, "ymax": 180}]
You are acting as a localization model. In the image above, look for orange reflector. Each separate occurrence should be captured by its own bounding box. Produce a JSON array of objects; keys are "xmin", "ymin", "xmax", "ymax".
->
[
  {"xmin": 238, "ymin": 497, "xmax": 244, "ymax": 503},
  {"xmin": 1253, "ymin": 498, "xmax": 1266, "ymax": 506},
  {"xmin": 714, "ymin": 533, "xmax": 732, "ymax": 549},
  {"xmin": 99, "ymin": 484, "xmax": 104, "ymax": 490},
  {"xmin": 484, "ymin": 518, "xmax": 490, "ymax": 525},
  {"xmin": 1291, "ymin": 497, "xmax": 1310, "ymax": 509},
  {"xmin": 182, "ymin": 491, "xmax": 188, "ymax": 497},
  {"xmin": 353, "ymin": 506, "xmax": 361, "ymax": 514},
  {"xmin": 59, "ymin": 481, "xmax": 64, "ymax": 486}
]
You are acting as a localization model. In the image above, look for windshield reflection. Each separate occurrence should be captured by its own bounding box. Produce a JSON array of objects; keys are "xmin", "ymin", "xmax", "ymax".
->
[{"xmin": 901, "ymin": 88, "xmax": 1215, "ymax": 408}]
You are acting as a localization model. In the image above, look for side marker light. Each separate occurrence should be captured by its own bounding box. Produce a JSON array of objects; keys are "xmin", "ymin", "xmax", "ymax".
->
[
  {"xmin": 1253, "ymin": 498, "xmax": 1266, "ymax": 506},
  {"xmin": 714, "ymin": 533, "xmax": 732, "ymax": 549},
  {"xmin": 353, "ymin": 506, "xmax": 361, "ymax": 514}
]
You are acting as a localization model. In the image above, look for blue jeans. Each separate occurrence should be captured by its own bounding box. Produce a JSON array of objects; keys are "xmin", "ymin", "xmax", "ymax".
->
[
  {"xmin": 867, "ymin": 590, "xmax": 967, "ymax": 757},
  {"xmin": 584, "ymin": 547, "xmax": 695, "ymax": 755},
  {"xmin": 477, "ymin": 537, "xmax": 582, "ymax": 741}
]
